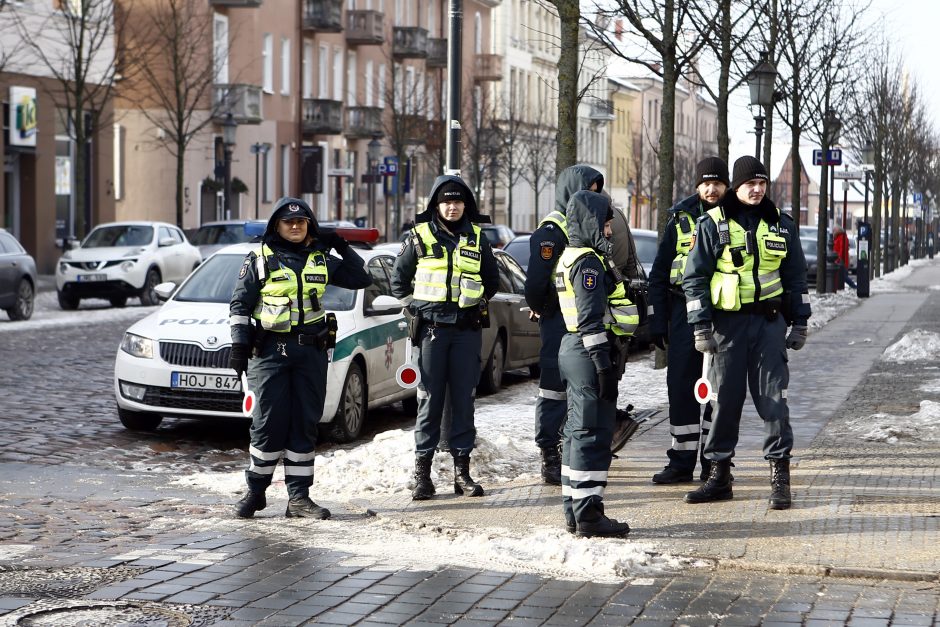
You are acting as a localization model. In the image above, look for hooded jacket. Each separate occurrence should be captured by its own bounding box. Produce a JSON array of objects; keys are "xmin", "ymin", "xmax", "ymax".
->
[
  {"xmin": 524, "ymin": 164, "xmax": 604, "ymax": 316},
  {"xmin": 682, "ymin": 190, "xmax": 811, "ymax": 327},
  {"xmin": 648, "ymin": 193, "xmax": 708, "ymax": 336},
  {"xmin": 391, "ymin": 177, "xmax": 499, "ymax": 325},
  {"xmin": 229, "ymin": 197, "xmax": 372, "ymax": 344},
  {"xmin": 554, "ymin": 190, "xmax": 617, "ymax": 372}
]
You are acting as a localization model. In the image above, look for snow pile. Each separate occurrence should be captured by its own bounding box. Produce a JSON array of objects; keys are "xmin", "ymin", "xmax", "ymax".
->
[
  {"xmin": 846, "ymin": 400, "xmax": 940, "ymax": 443},
  {"xmin": 806, "ymin": 290, "xmax": 858, "ymax": 330},
  {"xmin": 868, "ymin": 261, "xmax": 918, "ymax": 292},
  {"xmin": 881, "ymin": 329, "xmax": 940, "ymax": 362},
  {"xmin": 919, "ymin": 378, "xmax": 940, "ymax": 393},
  {"xmin": 0, "ymin": 290, "xmax": 154, "ymax": 333}
]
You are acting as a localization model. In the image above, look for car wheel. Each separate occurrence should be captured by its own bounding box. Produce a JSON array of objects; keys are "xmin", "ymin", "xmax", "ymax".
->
[
  {"xmin": 402, "ymin": 394, "xmax": 418, "ymax": 415},
  {"xmin": 117, "ymin": 407, "xmax": 163, "ymax": 431},
  {"xmin": 57, "ymin": 290, "xmax": 80, "ymax": 310},
  {"xmin": 139, "ymin": 268, "xmax": 162, "ymax": 306},
  {"xmin": 478, "ymin": 334, "xmax": 505, "ymax": 395},
  {"xmin": 109, "ymin": 296, "xmax": 128, "ymax": 308},
  {"xmin": 330, "ymin": 361, "xmax": 366, "ymax": 443},
  {"xmin": 7, "ymin": 279, "xmax": 34, "ymax": 320}
]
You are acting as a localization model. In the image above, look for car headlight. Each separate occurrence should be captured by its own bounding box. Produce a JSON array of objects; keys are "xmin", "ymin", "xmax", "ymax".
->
[
  {"xmin": 121, "ymin": 332, "xmax": 154, "ymax": 359},
  {"xmin": 120, "ymin": 259, "xmax": 137, "ymax": 271},
  {"xmin": 58, "ymin": 262, "xmax": 68, "ymax": 274}
]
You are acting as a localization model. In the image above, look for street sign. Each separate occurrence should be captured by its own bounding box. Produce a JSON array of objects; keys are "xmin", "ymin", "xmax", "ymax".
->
[
  {"xmin": 833, "ymin": 170, "xmax": 863, "ymax": 180},
  {"xmin": 812, "ymin": 149, "xmax": 822, "ymax": 166},
  {"xmin": 913, "ymin": 192, "xmax": 923, "ymax": 204},
  {"xmin": 812, "ymin": 148, "xmax": 843, "ymax": 166},
  {"xmin": 378, "ymin": 162, "xmax": 398, "ymax": 176}
]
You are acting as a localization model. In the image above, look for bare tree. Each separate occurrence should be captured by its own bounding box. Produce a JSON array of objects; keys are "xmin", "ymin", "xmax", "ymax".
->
[
  {"xmin": 538, "ymin": 0, "xmax": 578, "ymax": 171},
  {"xmin": 14, "ymin": 0, "xmax": 127, "ymax": 238},
  {"xmin": 121, "ymin": 0, "xmax": 220, "ymax": 228},
  {"xmin": 522, "ymin": 105, "xmax": 558, "ymax": 222},
  {"xmin": 586, "ymin": 0, "xmax": 713, "ymax": 235},
  {"xmin": 493, "ymin": 93, "xmax": 530, "ymax": 229},
  {"xmin": 0, "ymin": 3, "xmax": 24, "ymax": 74}
]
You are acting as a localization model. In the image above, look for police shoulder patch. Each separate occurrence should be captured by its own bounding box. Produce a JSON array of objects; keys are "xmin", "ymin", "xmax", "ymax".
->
[
  {"xmin": 581, "ymin": 268, "xmax": 599, "ymax": 290},
  {"xmin": 540, "ymin": 241, "xmax": 555, "ymax": 260},
  {"xmin": 239, "ymin": 257, "xmax": 250, "ymax": 279},
  {"xmin": 398, "ymin": 241, "xmax": 407, "ymax": 256}
]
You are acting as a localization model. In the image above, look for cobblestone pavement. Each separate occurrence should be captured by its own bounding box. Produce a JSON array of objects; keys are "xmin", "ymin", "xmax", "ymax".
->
[{"xmin": 0, "ymin": 270, "xmax": 938, "ymax": 625}]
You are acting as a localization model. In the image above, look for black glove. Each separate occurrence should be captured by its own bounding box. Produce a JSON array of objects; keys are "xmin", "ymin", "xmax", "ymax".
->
[
  {"xmin": 597, "ymin": 368, "xmax": 618, "ymax": 403},
  {"xmin": 229, "ymin": 343, "xmax": 250, "ymax": 377},
  {"xmin": 319, "ymin": 230, "xmax": 349, "ymax": 253},
  {"xmin": 785, "ymin": 325, "xmax": 808, "ymax": 350},
  {"xmin": 651, "ymin": 333, "xmax": 667, "ymax": 350},
  {"xmin": 693, "ymin": 324, "xmax": 717, "ymax": 354}
]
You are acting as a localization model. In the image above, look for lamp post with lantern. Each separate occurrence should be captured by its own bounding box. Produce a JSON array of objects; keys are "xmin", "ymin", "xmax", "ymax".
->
[
  {"xmin": 367, "ymin": 135, "xmax": 382, "ymax": 232},
  {"xmin": 222, "ymin": 113, "xmax": 238, "ymax": 220},
  {"xmin": 626, "ymin": 179, "xmax": 636, "ymax": 226},
  {"xmin": 746, "ymin": 54, "xmax": 777, "ymax": 166}
]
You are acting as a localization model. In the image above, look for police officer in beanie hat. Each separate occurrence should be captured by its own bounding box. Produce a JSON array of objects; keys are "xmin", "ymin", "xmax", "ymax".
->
[
  {"xmin": 647, "ymin": 156, "xmax": 728, "ymax": 485},
  {"xmin": 229, "ymin": 197, "xmax": 371, "ymax": 519},
  {"xmin": 391, "ymin": 175, "xmax": 499, "ymax": 501},
  {"xmin": 682, "ymin": 155, "xmax": 811, "ymax": 510}
]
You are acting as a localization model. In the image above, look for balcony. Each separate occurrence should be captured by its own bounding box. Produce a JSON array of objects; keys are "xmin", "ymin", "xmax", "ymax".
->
[
  {"xmin": 426, "ymin": 38, "xmax": 447, "ymax": 68},
  {"xmin": 474, "ymin": 54, "xmax": 503, "ymax": 82},
  {"xmin": 393, "ymin": 26, "xmax": 428, "ymax": 59},
  {"xmin": 209, "ymin": 0, "xmax": 262, "ymax": 6},
  {"xmin": 302, "ymin": 99, "xmax": 343, "ymax": 136},
  {"xmin": 346, "ymin": 10, "xmax": 384, "ymax": 45},
  {"xmin": 345, "ymin": 106, "xmax": 384, "ymax": 139},
  {"xmin": 302, "ymin": 0, "xmax": 342, "ymax": 32},
  {"xmin": 213, "ymin": 84, "xmax": 262, "ymax": 124},
  {"xmin": 589, "ymin": 98, "xmax": 615, "ymax": 122}
]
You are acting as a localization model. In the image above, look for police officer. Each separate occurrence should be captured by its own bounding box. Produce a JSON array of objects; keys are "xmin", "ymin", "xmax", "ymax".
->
[
  {"xmin": 391, "ymin": 176, "xmax": 499, "ymax": 501},
  {"xmin": 524, "ymin": 165, "xmax": 604, "ymax": 485},
  {"xmin": 229, "ymin": 197, "xmax": 372, "ymax": 519},
  {"xmin": 648, "ymin": 157, "xmax": 727, "ymax": 484},
  {"xmin": 683, "ymin": 156, "xmax": 811, "ymax": 510},
  {"xmin": 557, "ymin": 190, "xmax": 636, "ymax": 538}
]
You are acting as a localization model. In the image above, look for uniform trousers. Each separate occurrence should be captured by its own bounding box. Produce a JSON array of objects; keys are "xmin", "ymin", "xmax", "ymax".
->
[
  {"xmin": 534, "ymin": 311, "xmax": 567, "ymax": 449},
  {"xmin": 558, "ymin": 333, "xmax": 616, "ymax": 525},
  {"xmin": 245, "ymin": 333, "xmax": 328, "ymax": 498},
  {"xmin": 703, "ymin": 311, "xmax": 793, "ymax": 461}
]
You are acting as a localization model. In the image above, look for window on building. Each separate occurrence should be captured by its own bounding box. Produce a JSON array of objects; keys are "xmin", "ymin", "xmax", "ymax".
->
[
  {"xmin": 264, "ymin": 146, "xmax": 274, "ymax": 202},
  {"xmin": 213, "ymin": 14, "xmax": 229, "ymax": 84},
  {"xmin": 303, "ymin": 42, "xmax": 313, "ymax": 98},
  {"xmin": 474, "ymin": 13, "xmax": 482, "ymax": 54},
  {"xmin": 365, "ymin": 60, "xmax": 374, "ymax": 106},
  {"xmin": 318, "ymin": 44, "xmax": 329, "ymax": 98},
  {"xmin": 262, "ymin": 34, "xmax": 274, "ymax": 93},
  {"xmin": 405, "ymin": 66, "xmax": 414, "ymax": 113},
  {"xmin": 281, "ymin": 37, "xmax": 291, "ymax": 95},
  {"xmin": 333, "ymin": 47, "xmax": 343, "ymax": 101},
  {"xmin": 347, "ymin": 51, "xmax": 357, "ymax": 106},
  {"xmin": 281, "ymin": 145, "xmax": 290, "ymax": 197},
  {"xmin": 378, "ymin": 64, "xmax": 386, "ymax": 107}
]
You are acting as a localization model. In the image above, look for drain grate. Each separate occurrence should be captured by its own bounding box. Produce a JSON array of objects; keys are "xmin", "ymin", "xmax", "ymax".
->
[
  {"xmin": 1, "ymin": 600, "xmax": 230, "ymax": 627},
  {"xmin": 0, "ymin": 566, "xmax": 144, "ymax": 599}
]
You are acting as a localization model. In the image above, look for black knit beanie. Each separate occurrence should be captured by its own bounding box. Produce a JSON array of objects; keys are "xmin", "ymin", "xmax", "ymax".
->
[
  {"xmin": 731, "ymin": 156, "xmax": 769, "ymax": 189},
  {"xmin": 436, "ymin": 181, "xmax": 469, "ymax": 204},
  {"xmin": 695, "ymin": 156, "xmax": 730, "ymax": 187}
]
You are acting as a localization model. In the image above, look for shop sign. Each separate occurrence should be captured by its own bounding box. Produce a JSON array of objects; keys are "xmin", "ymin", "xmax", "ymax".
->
[{"xmin": 9, "ymin": 87, "xmax": 37, "ymax": 147}]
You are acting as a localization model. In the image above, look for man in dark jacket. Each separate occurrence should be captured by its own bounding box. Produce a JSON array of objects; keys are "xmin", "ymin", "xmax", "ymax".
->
[
  {"xmin": 391, "ymin": 175, "xmax": 500, "ymax": 500},
  {"xmin": 648, "ymin": 157, "xmax": 727, "ymax": 484},
  {"xmin": 524, "ymin": 165, "xmax": 604, "ymax": 485},
  {"xmin": 682, "ymin": 156, "xmax": 811, "ymax": 510},
  {"xmin": 229, "ymin": 197, "xmax": 372, "ymax": 519}
]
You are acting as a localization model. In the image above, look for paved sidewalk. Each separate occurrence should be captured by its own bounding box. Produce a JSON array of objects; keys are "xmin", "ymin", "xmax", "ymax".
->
[{"xmin": 360, "ymin": 263, "xmax": 940, "ymax": 582}]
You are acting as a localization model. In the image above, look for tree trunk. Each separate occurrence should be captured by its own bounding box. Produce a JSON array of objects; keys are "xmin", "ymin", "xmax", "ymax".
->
[
  {"xmin": 554, "ymin": 0, "xmax": 579, "ymax": 174},
  {"xmin": 871, "ymin": 156, "xmax": 883, "ymax": 277},
  {"xmin": 789, "ymin": 86, "xmax": 801, "ymax": 235},
  {"xmin": 716, "ymin": 0, "xmax": 731, "ymax": 163},
  {"xmin": 176, "ymin": 145, "xmax": 185, "ymax": 227},
  {"xmin": 657, "ymin": 61, "xmax": 677, "ymax": 235}
]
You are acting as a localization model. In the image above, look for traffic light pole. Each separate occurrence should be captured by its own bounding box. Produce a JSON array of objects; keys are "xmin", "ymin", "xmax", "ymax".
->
[{"xmin": 445, "ymin": 0, "xmax": 462, "ymax": 175}]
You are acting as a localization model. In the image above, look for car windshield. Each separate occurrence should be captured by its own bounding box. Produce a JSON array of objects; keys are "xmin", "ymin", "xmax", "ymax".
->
[
  {"xmin": 174, "ymin": 252, "xmax": 357, "ymax": 311},
  {"xmin": 801, "ymin": 238, "xmax": 818, "ymax": 256},
  {"xmin": 634, "ymin": 235, "xmax": 658, "ymax": 266},
  {"xmin": 190, "ymin": 224, "xmax": 254, "ymax": 246},
  {"xmin": 503, "ymin": 238, "xmax": 530, "ymax": 269},
  {"xmin": 84, "ymin": 225, "xmax": 153, "ymax": 248}
]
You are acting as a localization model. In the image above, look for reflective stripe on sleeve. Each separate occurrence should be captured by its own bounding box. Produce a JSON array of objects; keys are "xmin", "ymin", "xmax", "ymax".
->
[
  {"xmin": 687, "ymin": 299, "xmax": 702, "ymax": 312},
  {"xmin": 582, "ymin": 332, "xmax": 607, "ymax": 347},
  {"xmin": 802, "ymin": 293, "xmax": 811, "ymax": 304},
  {"xmin": 782, "ymin": 388, "xmax": 788, "ymax": 399},
  {"xmin": 230, "ymin": 315, "xmax": 251, "ymax": 326}
]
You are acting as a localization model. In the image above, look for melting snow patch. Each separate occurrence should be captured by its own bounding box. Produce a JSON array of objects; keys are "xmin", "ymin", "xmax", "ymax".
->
[
  {"xmin": 882, "ymin": 329, "xmax": 940, "ymax": 362},
  {"xmin": 919, "ymin": 379, "xmax": 940, "ymax": 394},
  {"xmin": 807, "ymin": 291, "xmax": 858, "ymax": 330},
  {"xmin": 846, "ymin": 400, "xmax": 940, "ymax": 443},
  {"xmin": 0, "ymin": 544, "xmax": 33, "ymax": 561}
]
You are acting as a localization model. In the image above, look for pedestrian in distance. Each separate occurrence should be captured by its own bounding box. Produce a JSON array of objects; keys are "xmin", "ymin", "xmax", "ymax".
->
[
  {"xmin": 524, "ymin": 164, "xmax": 604, "ymax": 486},
  {"xmin": 682, "ymin": 156, "xmax": 812, "ymax": 510},
  {"xmin": 648, "ymin": 157, "xmax": 728, "ymax": 484},
  {"xmin": 229, "ymin": 197, "xmax": 372, "ymax": 519},
  {"xmin": 391, "ymin": 175, "xmax": 499, "ymax": 501},
  {"xmin": 556, "ymin": 190, "xmax": 636, "ymax": 537},
  {"xmin": 833, "ymin": 224, "xmax": 857, "ymax": 289}
]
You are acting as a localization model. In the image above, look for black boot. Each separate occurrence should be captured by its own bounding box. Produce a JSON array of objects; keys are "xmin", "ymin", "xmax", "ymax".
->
[
  {"xmin": 768, "ymin": 458, "xmax": 792, "ymax": 510},
  {"xmin": 453, "ymin": 454, "xmax": 484, "ymax": 497},
  {"xmin": 412, "ymin": 455, "xmax": 435, "ymax": 501},
  {"xmin": 576, "ymin": 514, "xmax": 630, "ymax": 538},
  {"xmin": 700, "ymin": 459, "xmax": 735, "ymax": 482},
  {"xmin": 684, "ymin": 459, "xmax": 733, "ymax": 503},
  {"xmin": 653, "ymin": 465, "xmax": 694, "ymax": 484},
  {"xmin": 234, "ymin": 490, "xmax": 266, "ymax": 519},
  {"xmin": 285, "ymin": 496, "xmax": 331, "ymax": 519},
  {"xmin": 540, "ymin": 446, "xmax": 562, "ymax": 485}
]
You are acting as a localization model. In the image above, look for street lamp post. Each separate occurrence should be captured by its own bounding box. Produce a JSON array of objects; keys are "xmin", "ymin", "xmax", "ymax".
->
[
  {"xmin": 250, "ymin": 142, "xmax": 270, "ymax": 220},
  {"xmin": 367, "ymin": 136, "xmax": 382, "ymax": 234},
  {"xmin": 222, "ymin": 113, "xmax": 238, "ymax": 220},
  {"xmin": 817, "ymin": 109, "xmax": 841, "ymax": 292},
  {"xmin": 746, "ymin": 54, "xmax": 777, "ymax": 165}
]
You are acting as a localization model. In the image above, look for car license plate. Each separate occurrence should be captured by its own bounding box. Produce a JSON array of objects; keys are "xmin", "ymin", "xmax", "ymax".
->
[
  {"xmin": 77, "ymin": 273, "xmax": 107, "ymax": 282},
  {"xmin": 171, "ymin": 372, "xmax": 241, "ymax": 391}
]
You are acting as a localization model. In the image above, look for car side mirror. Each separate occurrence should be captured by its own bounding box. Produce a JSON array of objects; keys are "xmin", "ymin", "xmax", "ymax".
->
[
  {"xmin": 367, "ymin": 294, "xmax": 403, "ymax": 316},
  {"xmin": 158, "ymin": 237, "xmax": 176, "ymax": 247},
  {"xmin": 154, "ymin": 282, "xmax": 176, "ymax": 302}
]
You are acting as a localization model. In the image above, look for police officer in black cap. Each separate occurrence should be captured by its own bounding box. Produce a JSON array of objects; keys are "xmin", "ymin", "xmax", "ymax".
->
[
  {"xmin": 683, "ymin": 156, "xmax": 811, "ymax": 510},
  {"xmin": 391, "ymin": 175, "xmax": 499, "ymax": 501},
  {"xmin": 229, "ymin": 197, "xmax": 371, "ymax": 519},
  {"xmin": 648, "ymin": 157, "xmax": 727, "ymax": 484}
]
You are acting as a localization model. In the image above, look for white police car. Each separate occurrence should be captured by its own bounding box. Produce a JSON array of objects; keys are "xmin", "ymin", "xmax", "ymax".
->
[{"xmin": 113, "ymin": 243, "xmax": 415, "ymax": 442}]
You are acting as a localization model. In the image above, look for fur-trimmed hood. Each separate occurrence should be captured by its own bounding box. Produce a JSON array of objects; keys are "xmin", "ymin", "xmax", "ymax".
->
[{"xmin": 416, "ymin": 175, "xmax": 490, "ymax": 224}]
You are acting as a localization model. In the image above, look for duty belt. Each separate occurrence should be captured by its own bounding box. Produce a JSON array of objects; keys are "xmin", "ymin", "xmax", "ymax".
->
[{"xmin": 729, "ymin": 297, "xmax": 783, "ymax": 320}]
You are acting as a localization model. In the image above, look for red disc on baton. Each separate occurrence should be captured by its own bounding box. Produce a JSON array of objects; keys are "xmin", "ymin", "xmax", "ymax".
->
[
  {"xmin": 241, "ymin": 374, "xmax": 257, "ymax": 417},
  {"xmin": 396, "ymin": 363, "xmax": 420, "ymax": 389},
  {"xmin": 694, "ymin": 378, "xmax": 712, "ymax": 405}
]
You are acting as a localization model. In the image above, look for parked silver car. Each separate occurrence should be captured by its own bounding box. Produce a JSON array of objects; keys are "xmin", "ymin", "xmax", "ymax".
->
[{"xmin": 0, "ymin": 228, "xmax": 38, "ymax": 321}]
